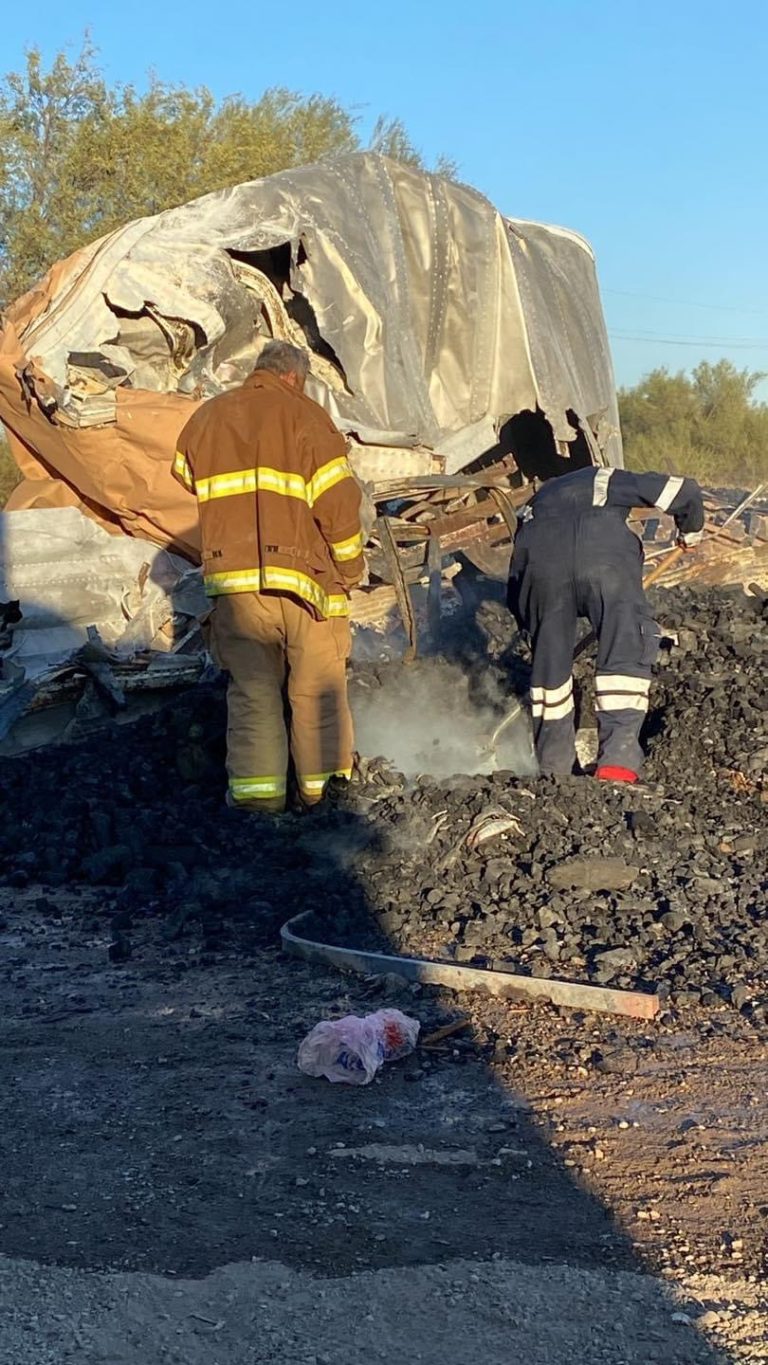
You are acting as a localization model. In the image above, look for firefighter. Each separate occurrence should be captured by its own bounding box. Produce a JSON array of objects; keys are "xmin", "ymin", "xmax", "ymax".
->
[
  {"xmin": 507, "ymin": 465, "xmax": 705, "ymax": 783},
  {"xmin": 173, "ymin": 340, "xmax": 364, "ymax": 812}
]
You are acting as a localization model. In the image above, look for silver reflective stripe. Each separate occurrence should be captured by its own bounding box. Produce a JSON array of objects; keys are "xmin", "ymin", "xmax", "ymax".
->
[
  {"xmin": 530, "ymin": 679, "xmax": 573, "ymax": 705},
  {"xmin": 594, "ymin": 673, "xmax": 650, "ymax": 714},
  {"xmin": 656, "ymin": 475, "xmax": 684, "ymax": 512},
  {"xmin": 596, "ymin": 674, "xmax": 651, "ymax": 694},
  {"xmin": 595, "ymin": 695, "xmax": 649, "ymax": 713},
  {"xmin": 592, "ymin": 468, "xmax": 614, "ymax": 507},
  {"xmin": 530, "ymin": 678, "xmax": 574, "ymax": 721}
]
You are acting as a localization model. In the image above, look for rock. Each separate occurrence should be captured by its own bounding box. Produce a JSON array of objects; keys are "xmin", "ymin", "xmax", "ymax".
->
[
  {"xmin": 378, "ymin": 972, "xmax": 411, "ymax": 1000},
  {"xmin": 672, "ymin": 989, "xmax": 702, "ymax": 1007},
  {"xmin": 595, "ymin": 1048, "xmax": 638, "ymax": 1075},
  {"xmin": 536, "ymin": 905, "xmax": 560, "ymax": 930},
  {"xmin": 627, "ymin": 810, "xmax": 655, "ymax": 836},
  {"xmin": 730, "ymin": 983, "xmax": 752, "ymax": 1010},
  {"xmin": 108, "ymin": 932, "xmax": 132, "ymax": 963},
  {"xmin": 593, "ymin": 947, "xmax": 636, "ymax": 973},
  {"xmin": 547, "ymin": 857, "xmax": 639, "ymax": 892},
  {"xmin": 454, "ymin": 946, "xmax": 477, "ymax": 963},
  {"xmin": 660, "ymin": 911, "xmax": 687, "ymax": 931},
  {"xmin": 82, "ymin": 845, "xmax": 132, "ymax": 885}
]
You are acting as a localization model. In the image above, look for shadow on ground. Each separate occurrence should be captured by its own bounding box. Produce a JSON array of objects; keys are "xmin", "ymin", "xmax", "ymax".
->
[{"xmin": 0, "ymin": 749, "xmax": 737, "ymax": 1364}]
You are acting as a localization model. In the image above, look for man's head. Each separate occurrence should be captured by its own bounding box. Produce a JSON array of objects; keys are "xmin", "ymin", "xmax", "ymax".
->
[{"xmin": 254, "ymin": 340, "xmax": 310, "ymax": 391}]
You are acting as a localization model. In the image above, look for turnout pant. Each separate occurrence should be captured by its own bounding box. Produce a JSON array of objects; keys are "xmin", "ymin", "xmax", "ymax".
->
[
  {"xmin": 209, "ymin": 592, "xmax": 354, "ymax": 811},
  {"xmin": 508, "ymin": 514, "xmax": 659, "ymax": 777}
]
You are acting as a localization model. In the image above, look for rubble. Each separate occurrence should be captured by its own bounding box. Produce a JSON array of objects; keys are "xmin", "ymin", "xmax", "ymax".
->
[{"xmin": 0, "ymin": 584, "xmax": 765, "ymax": 1022}]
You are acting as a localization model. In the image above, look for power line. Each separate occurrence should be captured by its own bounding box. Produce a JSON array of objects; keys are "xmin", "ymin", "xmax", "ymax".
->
[
  {"xmin": 611, "ymin": 328, "xmax": 768, "ymax": 344},
  {"xmin": 605, "ymin": 287, "xmax": 767, "ymax": 317},
  {"xmin": 610, "ymin": 332, "xmax": 768, "ymax": 350}
]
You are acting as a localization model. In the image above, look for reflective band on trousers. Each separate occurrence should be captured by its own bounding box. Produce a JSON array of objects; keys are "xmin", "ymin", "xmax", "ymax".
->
[
  {"xmin": 229, "ymin": 775, "xmax": 287, "ymax": 801},
  {"xmin": 298, "ymin": 768, "xmax": 352, "ymax": 796},
  {"xmin": 592, "ymin": 467, "xmax": 615, "ymax": 507},
  {"xmin": 596, "ymin": 674, "xmax": 651, "ymax": 694},
  {"xmin": 205, "ymin": 566, "xmax": 349, "ymax": 619},
  {"xmin": 595, "ymin": 674, "xmax": 650, "ymax": 713},
  {"xmin": 656, "ymin": 475, "xmax": 684, "ymax": 513},
  {"xmin": 530, "ymin": 678, "xmax": 574, "ymax": 721},
  {"xmin": 330, "ymin": 530, "xmax": 364, "ymax": 562},
  {"xmin": 596, "ymin": 695, "xmax": 649, "ymax": 712},
  {"xmin": 194, "ymin": 457, "xmax": 352, "ymax": 508},
  {"xmin": 174, "ymin": 450, "xmax": 194, "ymax": 491}
]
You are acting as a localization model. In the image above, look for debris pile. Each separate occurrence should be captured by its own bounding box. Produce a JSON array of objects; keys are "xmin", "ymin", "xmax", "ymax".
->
[{"xmin": 0, "ymin": 587, "xmax": 766, "ymax": 1018}]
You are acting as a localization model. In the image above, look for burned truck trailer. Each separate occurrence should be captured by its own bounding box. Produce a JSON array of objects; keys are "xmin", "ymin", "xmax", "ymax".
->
[
  {"xmin": 0, "ymin": 152, "xmax": 619, "ymax": 533},
  {"xmin": 0, "ymin": 153, "xmax": 621, "ymax": 669}
]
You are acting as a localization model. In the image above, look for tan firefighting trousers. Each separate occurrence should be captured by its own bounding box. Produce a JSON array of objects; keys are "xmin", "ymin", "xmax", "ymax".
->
[{"xmin": 209, "ymin": 592, "xmax": 354, "ymax": 812}]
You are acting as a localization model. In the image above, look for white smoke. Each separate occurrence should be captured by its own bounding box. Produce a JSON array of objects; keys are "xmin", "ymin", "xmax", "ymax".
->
[{"xmin": 349, "ymin": 660, "xmax": 538, "ymax": 779}]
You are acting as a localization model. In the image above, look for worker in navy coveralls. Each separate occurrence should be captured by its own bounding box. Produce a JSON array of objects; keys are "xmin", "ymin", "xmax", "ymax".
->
[{"xmin": 507, "ymin": 466, "xmax": 704, "ymax": 782}]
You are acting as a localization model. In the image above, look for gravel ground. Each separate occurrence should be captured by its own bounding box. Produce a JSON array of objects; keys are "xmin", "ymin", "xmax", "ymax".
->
[
  {"xmin": 2, "ymin": 896, "xmax": 764, "ymax": 1365},
  {"xmin": 0, "ymin": 583, "xmax": 766, "ymax": 1362},
  {"xmin": 2, "ymin": 1254, "xmax": 753, "ymax": 1365}
]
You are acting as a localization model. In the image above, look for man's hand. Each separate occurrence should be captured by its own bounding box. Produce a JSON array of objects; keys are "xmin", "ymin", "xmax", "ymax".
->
[{"xmin": 677, "ymin": 529, "xmax": 704, "ymax": 551}]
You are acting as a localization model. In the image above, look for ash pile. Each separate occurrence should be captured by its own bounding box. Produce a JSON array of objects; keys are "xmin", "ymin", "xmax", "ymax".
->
[
  {"xmin": 0, "ymin": 585, "xmax": 766, "ymax": 1020},
  {"xmin": 344, "ymin": 583, "xmax": 768, "ymax": 1017}
]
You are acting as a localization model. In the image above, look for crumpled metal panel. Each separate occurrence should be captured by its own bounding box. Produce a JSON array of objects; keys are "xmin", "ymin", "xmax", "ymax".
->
[
  {"xmin": 0, "ymin": 152, "xmax": 621, "ymax": 551},
  {"xmin": 0, "ymin": 507, "xmax": 208, "ymax": 676},
  {"xmin": 505, "ymin": 219, "xmax": 622, "ymax": 464}
]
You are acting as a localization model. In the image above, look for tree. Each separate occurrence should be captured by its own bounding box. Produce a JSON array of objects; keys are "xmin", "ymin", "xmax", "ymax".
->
[
  {"xmin": 619, "ymin": 360, "xmax": 768, "ymax": 483},
  {"xmin": 0, "ymin": 43, "xmax": 454, "ymax": 310},
  {"xmin": 0, "ymin": 42, "xmax": 111, "ymax": 304},
  {"xmin": 370, "ymin": 115, "xmax": 458, "ymax": 180}
]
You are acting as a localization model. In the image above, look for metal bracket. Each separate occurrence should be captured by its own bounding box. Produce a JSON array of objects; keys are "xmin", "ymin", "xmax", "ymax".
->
[
  {"xmin": 427, "ymin": 528, "xmax": 442, "ymax": 650},
  {"xmin": 375, "ymin": 515, "xmax": 418, "ymax": 663}
]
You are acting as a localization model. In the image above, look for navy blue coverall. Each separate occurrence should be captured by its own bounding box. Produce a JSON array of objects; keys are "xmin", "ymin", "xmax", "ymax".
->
[{"xmin": 507, "ymin": 466, "xmax": 705, "ymax": 780}]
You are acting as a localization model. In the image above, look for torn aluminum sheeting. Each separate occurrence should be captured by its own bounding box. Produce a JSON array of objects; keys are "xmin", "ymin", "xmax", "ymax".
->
[
  {"xmin": 0, "ymin": 152, "xmax": 621, "ymax": 557},
  {"xmin": 0, "ymin": 506, "xmax": 209, "ymax": 679},
  {"xmin": 0, "ymin": 651, "xmax": 211, "ymax": 751}
]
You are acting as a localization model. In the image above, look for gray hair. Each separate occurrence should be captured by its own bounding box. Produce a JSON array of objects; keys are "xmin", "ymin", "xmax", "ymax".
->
[{"xmin": 254, "ymin": 340, "xmax": 310, "ymax": 381}]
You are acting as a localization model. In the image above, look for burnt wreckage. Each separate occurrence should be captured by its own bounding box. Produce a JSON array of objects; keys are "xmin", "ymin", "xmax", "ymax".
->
[{"xmin": 0, "ymin": 152, "xmax": 763, "ymax": 706}]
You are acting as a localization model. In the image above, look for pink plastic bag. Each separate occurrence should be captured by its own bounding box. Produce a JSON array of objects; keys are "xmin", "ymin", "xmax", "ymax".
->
[{"xmin": 297, "ymin": 1008, "xmax": 420, "ymax": 1085}]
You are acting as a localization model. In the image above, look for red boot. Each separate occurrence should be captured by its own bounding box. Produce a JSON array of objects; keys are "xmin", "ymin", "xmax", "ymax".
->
[{"xmin": 596, "ymin": 765, "xmax": 638, "ymax": 784}]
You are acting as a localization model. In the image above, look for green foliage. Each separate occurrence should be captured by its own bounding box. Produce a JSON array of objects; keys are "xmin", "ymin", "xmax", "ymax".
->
[
  {"xmin": 370, "ymin": 115, "xmax": 458, "ymax": 180},
  {"xmin": 0, "ymin": 43, "xmax": 454, "ymax": 309},
  {"xmin": 619, "ymin": 360, "xmax": 768, "ymax": 484}
]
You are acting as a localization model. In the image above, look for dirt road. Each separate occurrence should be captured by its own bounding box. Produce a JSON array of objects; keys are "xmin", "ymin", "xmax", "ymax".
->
[{"xmin": 1, "ymin": 895, "xmax": 765, "ymax": 1364}]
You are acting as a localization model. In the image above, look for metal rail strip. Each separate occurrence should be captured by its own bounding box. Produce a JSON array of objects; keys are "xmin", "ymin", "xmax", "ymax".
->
[{"xmin": 281, "ymin": 909, "xmax": 660, "ymax": 1020}]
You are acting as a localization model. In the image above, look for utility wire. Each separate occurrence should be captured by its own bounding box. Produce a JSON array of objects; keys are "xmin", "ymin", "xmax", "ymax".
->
[
  {"xmin": 605, "ymin": 287, "xmax": 766, "ymax": 317},
  {"xmin": 610, "ymin": 328, "xmax": 768, "ymax": 344},
  {"xmin": 610, "ymin": 333, "xmax": 768, "ymax": 350}
]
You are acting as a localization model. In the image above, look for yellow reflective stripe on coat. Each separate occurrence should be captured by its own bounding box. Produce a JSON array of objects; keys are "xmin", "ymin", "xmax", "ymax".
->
[
  {"xmin": 229, "ymin": 775, "xmax": 287, "ymax": 800},
  {"xmin": 196, "ymin": 466, "xmax": 306, "ymax": 504},
  {"xmin": 196, "ymin": 469, "xmax": 258, "ymax": 502},
  {"xmin": 298, "ymin": 768, "xmax": 353, "ymax": 796},
  {"xmin": 194, "ymin": 457, "xmax": 352, "ymax": 508},
  {"xmin": 204, "ymin": 566, "xmax": 349, "ymax": 618},
  {"xmin": 330, "ymin": 529, "xmax": 364, "ymax": 562},
  {"xmin": 174, "ymin": 450, "xmax": 195, "ymax": 491},
  {"xmin": 307, "ymin": 457, "xmax": 352, "ymax": 504}
]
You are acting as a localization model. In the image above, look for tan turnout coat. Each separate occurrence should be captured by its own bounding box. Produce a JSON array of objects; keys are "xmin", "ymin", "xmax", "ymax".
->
[{"xmin": 173, "ymin": 371, "xmax": 364, "ymax": 617}]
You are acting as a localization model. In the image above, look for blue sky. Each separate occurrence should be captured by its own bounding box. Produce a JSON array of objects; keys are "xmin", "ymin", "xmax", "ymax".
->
[{"xmin": 3, "ymin": 0, "xmax": 768, "ymax": 395}]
